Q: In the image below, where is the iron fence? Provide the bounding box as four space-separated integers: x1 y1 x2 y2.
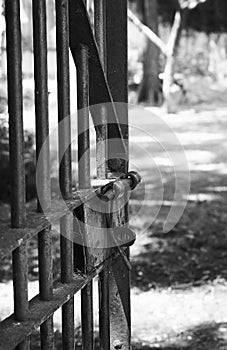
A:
0 0 141 349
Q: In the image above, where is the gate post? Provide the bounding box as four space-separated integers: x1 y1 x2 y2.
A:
106 1 131 349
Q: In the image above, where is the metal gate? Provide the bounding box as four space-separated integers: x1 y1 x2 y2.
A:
0 0 141 349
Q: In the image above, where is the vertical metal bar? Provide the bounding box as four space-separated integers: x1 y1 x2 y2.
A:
94 2 110 349
94 0 106 68
56 0 72 284
5 1 29 349
99 267 110 350
106 1 131 349
76 44 93 350
106 0 128 110
62 297 74 350
32 0 53 349
81 282 93 350
76 44 90 190
32 0 51 211
94 0 108 179
106 0 128 174
56 0 72 200
5 0 26 228
55 1 74 348
12 244 30 350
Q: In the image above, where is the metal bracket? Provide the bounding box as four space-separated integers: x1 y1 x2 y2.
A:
97 171 141 202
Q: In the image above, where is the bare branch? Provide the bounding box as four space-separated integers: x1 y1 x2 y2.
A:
166 11 182 55
179 0 207 10
128 9 167 56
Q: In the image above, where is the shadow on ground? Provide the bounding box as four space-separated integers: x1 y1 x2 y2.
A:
131 197 227 290
30 322 227 350
133 322 227 350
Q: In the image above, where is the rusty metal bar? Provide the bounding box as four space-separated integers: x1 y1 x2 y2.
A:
76 44 90 189
94 0 108 179
81 282 93 350
106 0 129 175
12 243 30 350
5 0 26 228
0 173 139 259
68 0 127 161
0 255 117 350
60 217 73 284
55 0 74 348
99 268 110 350
32 0 54 348
32 0 51 211
94 2 111 348
106 1 128 109
106 1 131 349
56 0 72 200
60 216 74 350
5 1 29 349
0 193 89 259
94 0 106 68
75 42 94 350
60 215 74 350
62 298 74 349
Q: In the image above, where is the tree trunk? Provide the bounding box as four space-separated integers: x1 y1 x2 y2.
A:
138 0 161 105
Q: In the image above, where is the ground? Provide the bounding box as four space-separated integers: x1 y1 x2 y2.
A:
0 78 227 349
128 87 227 349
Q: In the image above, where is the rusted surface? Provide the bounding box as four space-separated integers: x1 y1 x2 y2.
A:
109 199 131 350
62 297 74 349
94 0 108 180
5 0 26 228
76 43 91 190
32 0 51 212
94 0 106 68
5 2 29 349
60 215 74 349
92 5 111 330
32 0 53 347
81 281 94 350
75 31 94 350
0 256 117 350
0 178 137 259
68 0 127 164
106 0 129 175
0 172 138 259
56 0 74 347
105 1 131 349
0 197 80 259
38 228 53 301
99 267 110 350
1 1 133 349
74 201 110 271
56 0 72 200
40 318 54 350
109 250 131 349
12 243 29 321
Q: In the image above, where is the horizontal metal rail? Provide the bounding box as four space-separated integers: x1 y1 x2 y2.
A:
0 172 139 259
0 190 94 259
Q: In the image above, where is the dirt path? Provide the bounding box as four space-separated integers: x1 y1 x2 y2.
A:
129 106 227 349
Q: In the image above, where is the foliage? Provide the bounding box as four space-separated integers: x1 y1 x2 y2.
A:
0 118 36 203
130 0 227 33
187 0 227 33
